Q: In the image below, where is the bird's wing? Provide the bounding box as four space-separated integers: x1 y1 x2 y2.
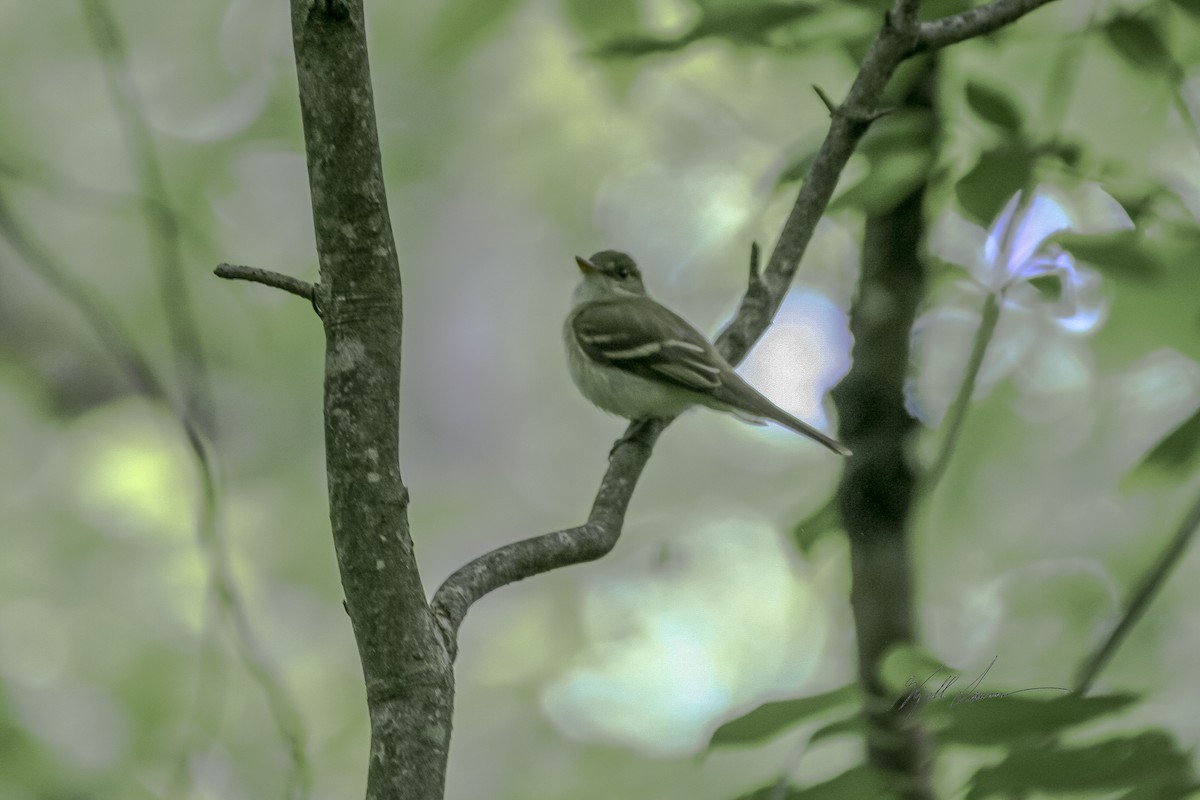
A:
571 297 729 393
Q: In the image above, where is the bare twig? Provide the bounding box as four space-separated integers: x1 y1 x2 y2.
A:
916 0 1061 52
1075 484 1200 694
216 263 320 305
813 85 839 116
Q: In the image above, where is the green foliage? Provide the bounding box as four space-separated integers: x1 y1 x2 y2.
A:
933 693 1138 746
954 142 1034 223
424 0 525 68
791 497 840 553
736 766 890 799
1055 231 1163 283
709 683 859 747
964 81 1023 135
831 110 936 215
1103 14 1177 77
591 0 823 57
1133 405 1200 474
965 732 1198 799
560 0 640 45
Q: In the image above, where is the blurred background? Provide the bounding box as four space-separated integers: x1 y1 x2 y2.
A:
3 0 1200 798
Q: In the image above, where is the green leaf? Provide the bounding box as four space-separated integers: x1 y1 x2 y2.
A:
1133 405 1200 474
966 732 1196 799
831 110 935 215
793 765 891 798
710 683 859 746
955 143 1034 224
964 81 1023 134
693 1 818 44
777 148 819 187
835 149 932 214
809 715 864 744
1168 0 1200 21
593 0 819 57
1055 231 1162 283
792 497 840 553
1104 15 1174 75
879 644 955 695
424 0 524 68
1027 274 1063 301
936 693 1137 746
592 32 694 58
560 0 639 42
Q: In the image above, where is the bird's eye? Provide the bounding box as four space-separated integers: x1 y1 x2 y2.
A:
615 266 630 279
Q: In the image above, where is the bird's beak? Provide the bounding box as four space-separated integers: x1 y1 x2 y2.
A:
574 255 596 275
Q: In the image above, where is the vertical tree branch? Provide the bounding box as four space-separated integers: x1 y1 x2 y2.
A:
289 1 452 798
831 60 936 800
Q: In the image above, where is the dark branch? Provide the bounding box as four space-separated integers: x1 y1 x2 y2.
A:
432 420 665 654
215 263 319 304
813 85 838 116
916 0 1061 52
1075 485 1200 694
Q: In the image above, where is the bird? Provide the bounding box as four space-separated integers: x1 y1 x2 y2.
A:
563 250 851 456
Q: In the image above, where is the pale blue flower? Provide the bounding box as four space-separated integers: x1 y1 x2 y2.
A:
908 184 1133 425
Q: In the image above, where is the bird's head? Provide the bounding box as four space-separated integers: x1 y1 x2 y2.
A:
573 250 647 304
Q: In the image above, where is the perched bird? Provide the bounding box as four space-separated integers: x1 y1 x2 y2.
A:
564 250 851 456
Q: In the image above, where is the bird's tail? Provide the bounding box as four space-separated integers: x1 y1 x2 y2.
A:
766 405 852 456
715 377 851 456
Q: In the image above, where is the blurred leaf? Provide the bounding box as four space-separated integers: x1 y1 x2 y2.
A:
695 1 818 43
832 110 935 215
424 0 524 68
955 143 1034 223
1027 273 1063 301
792 497 840 552
879 644 955 695
1168 0 1200 21
1055 231 1162 283
965 81 1023 133
710 683 859 746
592 32 692 57
793 766 890 798
809 715 864 744
833 149 932 214
777 148 819 187
594 1 818 57
935 693 1137 746
560 0 639 42
966 732 1196 799
1103 15 1175 76
1131 404 1200 475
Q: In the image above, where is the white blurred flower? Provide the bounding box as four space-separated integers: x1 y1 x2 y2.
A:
908 184 1133 425
540 520 826 757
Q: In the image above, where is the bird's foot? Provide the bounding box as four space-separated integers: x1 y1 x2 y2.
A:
609 418 657 460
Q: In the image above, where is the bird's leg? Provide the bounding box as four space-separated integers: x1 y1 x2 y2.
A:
609 418 657 459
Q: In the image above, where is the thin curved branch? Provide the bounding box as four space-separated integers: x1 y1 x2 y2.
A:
915 0 1061 53
430 0 1063 659
432 420 665 653
216 263 320 305
1075 482 1200 694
